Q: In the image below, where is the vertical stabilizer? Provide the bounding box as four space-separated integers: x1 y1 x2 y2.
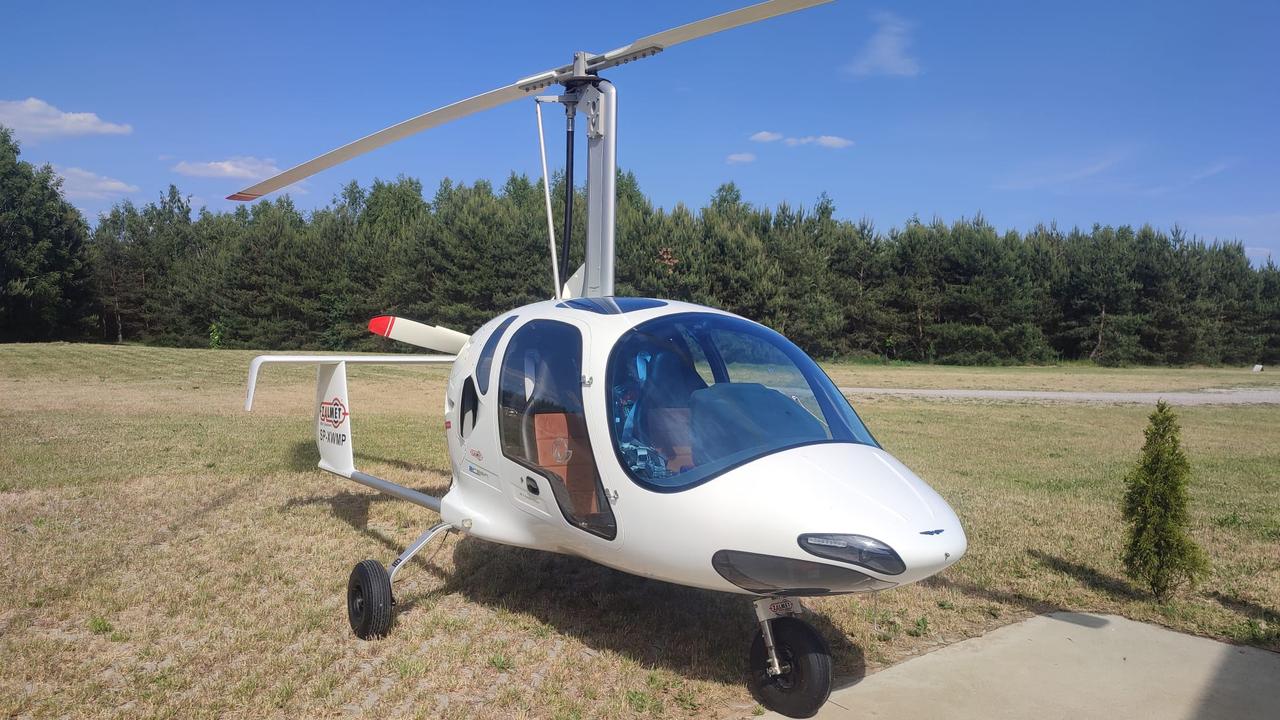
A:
316 362 355 476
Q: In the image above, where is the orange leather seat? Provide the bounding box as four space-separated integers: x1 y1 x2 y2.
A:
533 412 599 514
645 407 693 472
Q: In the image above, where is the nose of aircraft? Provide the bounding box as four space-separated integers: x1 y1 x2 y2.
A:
709 442 967 589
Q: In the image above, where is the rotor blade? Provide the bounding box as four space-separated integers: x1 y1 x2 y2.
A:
228 0 832 201
590 0 833 71
227 82 540 201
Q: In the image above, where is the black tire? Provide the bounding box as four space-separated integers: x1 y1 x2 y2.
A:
347 559 392 639
748 617 833 719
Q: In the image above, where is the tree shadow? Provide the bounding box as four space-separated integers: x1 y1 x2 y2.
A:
1207 591 1279 625
922 550 1143 623
1026 549 1145 602
922 574 1060 615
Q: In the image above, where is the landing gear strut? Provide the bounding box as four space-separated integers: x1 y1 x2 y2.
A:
748 597 832 719
346 521 451 639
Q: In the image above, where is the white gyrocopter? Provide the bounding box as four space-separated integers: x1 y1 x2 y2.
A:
238 1 966 716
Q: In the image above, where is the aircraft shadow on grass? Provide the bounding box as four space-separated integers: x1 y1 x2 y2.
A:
279 445 867 687
285 441 446 476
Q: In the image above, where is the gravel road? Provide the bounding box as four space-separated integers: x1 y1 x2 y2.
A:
839 387 1280 405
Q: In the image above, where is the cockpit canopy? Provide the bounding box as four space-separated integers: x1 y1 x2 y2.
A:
607 312 878 492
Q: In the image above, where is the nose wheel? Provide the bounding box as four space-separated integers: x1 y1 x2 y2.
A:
748 598 832 718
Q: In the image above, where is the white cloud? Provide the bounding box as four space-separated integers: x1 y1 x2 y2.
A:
848 12 921 77
0 98 132 140
784 135 854 148
1189 160 1231 183
54 166 139 200
750 131 782 142
1144 160 1232 196
172 156 282 180
996 152 1126 191
726 152 756 164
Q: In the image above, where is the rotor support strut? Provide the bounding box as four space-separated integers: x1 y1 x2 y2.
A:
560 101 576 291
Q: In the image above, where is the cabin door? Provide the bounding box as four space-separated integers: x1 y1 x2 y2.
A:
496 318 618 546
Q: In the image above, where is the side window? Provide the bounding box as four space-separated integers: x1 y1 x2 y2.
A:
498 320 616 540
476 315 517 395
458 377 478 439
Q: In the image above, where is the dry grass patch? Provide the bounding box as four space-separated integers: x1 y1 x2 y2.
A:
1 344 1277 719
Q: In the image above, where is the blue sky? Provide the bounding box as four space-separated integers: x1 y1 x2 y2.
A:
4 0 1277 263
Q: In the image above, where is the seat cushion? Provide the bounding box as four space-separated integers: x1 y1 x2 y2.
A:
533 412 598 514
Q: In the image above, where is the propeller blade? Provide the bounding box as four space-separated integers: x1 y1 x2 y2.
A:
227 0 832 201
368 316 469 354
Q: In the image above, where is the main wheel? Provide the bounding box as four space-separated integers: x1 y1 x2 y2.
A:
347 559 393 639
748 617 832 719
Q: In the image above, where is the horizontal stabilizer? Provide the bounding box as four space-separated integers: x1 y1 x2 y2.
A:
244 354 454 412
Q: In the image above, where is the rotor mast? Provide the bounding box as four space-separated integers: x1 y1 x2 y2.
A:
556 52 617 298
223 1 834 300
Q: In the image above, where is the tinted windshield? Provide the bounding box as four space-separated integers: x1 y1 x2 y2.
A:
607 313 877 491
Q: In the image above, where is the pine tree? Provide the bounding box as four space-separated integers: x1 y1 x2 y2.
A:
1121 401 1209 601
0 126 95 340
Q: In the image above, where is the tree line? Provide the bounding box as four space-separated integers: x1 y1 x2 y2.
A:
3 126 1278 365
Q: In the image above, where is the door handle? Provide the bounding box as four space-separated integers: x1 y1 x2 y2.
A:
525 477 540 496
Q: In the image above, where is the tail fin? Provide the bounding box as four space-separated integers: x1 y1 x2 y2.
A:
315 362 355 476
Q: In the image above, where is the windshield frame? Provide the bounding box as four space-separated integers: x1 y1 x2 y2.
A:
605 311 879 494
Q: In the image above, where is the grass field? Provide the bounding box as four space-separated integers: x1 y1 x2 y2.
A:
1 344 1277 719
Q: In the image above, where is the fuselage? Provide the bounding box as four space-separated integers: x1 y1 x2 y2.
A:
440 297 966 596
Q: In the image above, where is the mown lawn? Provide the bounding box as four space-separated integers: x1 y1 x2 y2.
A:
1 344 1276 719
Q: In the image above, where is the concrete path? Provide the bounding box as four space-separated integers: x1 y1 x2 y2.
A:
840 387 1280 405
769 612 1280 720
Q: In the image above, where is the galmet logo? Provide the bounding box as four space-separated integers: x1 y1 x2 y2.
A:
320 397 349 428
769 599 794 615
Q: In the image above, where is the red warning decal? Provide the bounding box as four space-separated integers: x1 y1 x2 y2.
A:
319 397 349 428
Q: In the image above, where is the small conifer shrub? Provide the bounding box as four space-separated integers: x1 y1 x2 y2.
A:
1121 401 1209 601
